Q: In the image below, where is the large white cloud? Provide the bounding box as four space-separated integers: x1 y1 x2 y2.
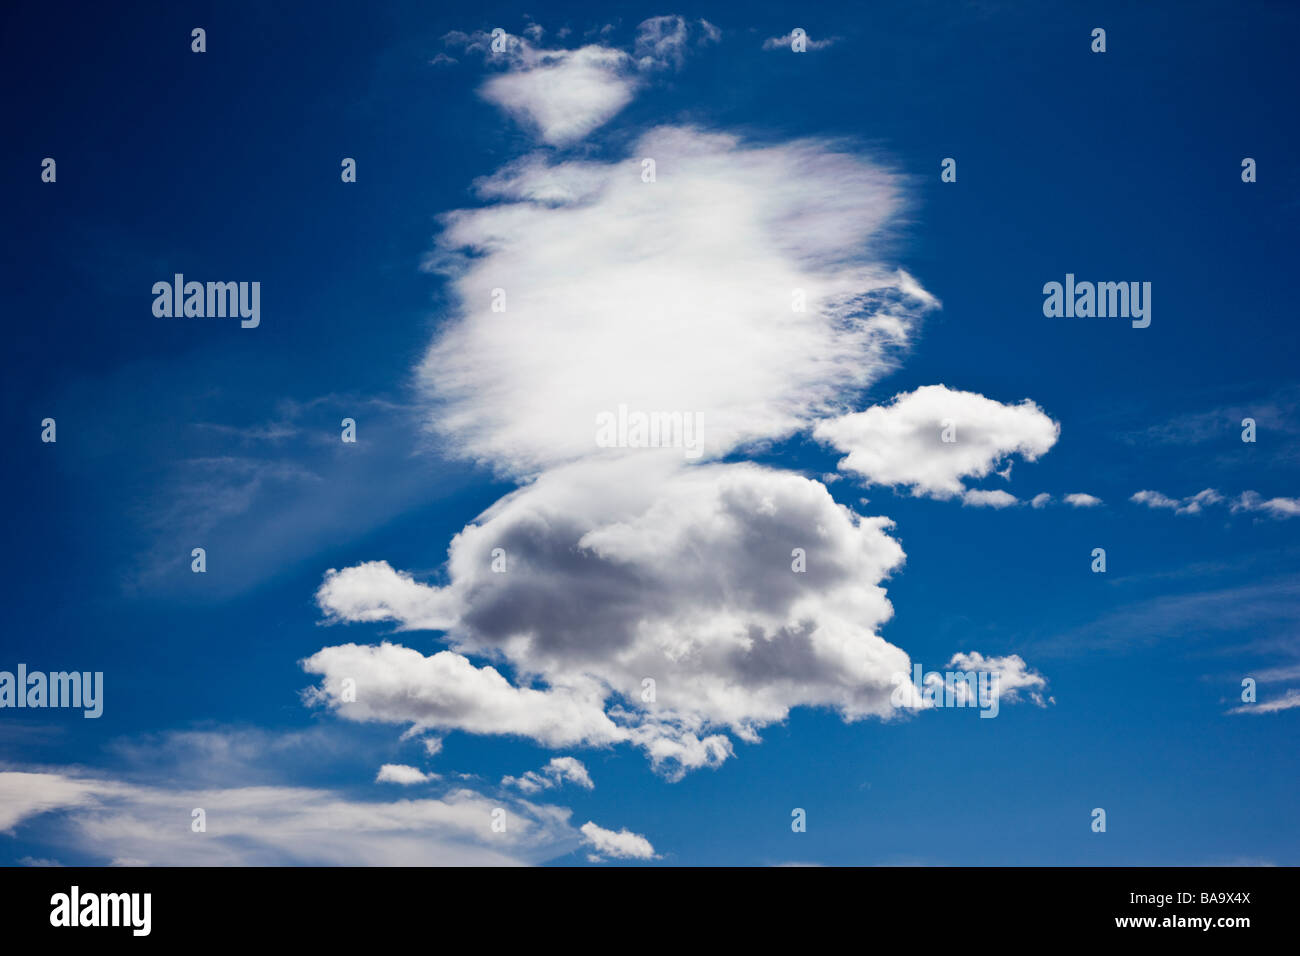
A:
305 57 1055 781
422 126 934 475
814 385 1060 498
311 458 919 777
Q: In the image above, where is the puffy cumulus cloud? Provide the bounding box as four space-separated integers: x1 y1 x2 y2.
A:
889 651 1051 710
1030 493 1052 509
423 126 933 475
946 652 1051 706
962 489 1018 509
375 764 436 785
1064 493 1103 507
312 559 456 627
1131 488 1223 515
814 385 1059 499
580 821 656 860
311 457 919 777
0 770 583 866
301 642 626 749
503 756 594 793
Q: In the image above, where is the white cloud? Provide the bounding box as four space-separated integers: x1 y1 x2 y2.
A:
1253 663 1300 683
762 31 840 51
580 821 656 860
1232 491 1300 519
1064 493 1103 508
423 126 932 475
0 772 123 833
1228 689 1300 715
1131 488 1223 515
946 652 1050 706
962 489 1018 508
1130 488 1298 519
0 770 582 866
1030 493 1052 509
447 18 719 145
481 45 637 145
1173 488 1222 514
311 459 918 777
814 385 1059 499
1130 489 1179 510
503 757 594 793
302 641 626 749
375 764 436 785
305 92 1058 783
634 15 719 70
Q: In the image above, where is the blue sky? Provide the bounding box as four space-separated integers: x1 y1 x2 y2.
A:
2 0 1298 865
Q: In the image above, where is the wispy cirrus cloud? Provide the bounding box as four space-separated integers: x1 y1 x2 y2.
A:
1130 487 1224 514
1232 491 1300 519
0 769 576 866
762 30 840 51
1130 487 1299 519
0 728 641 866
1227 689 1300 715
